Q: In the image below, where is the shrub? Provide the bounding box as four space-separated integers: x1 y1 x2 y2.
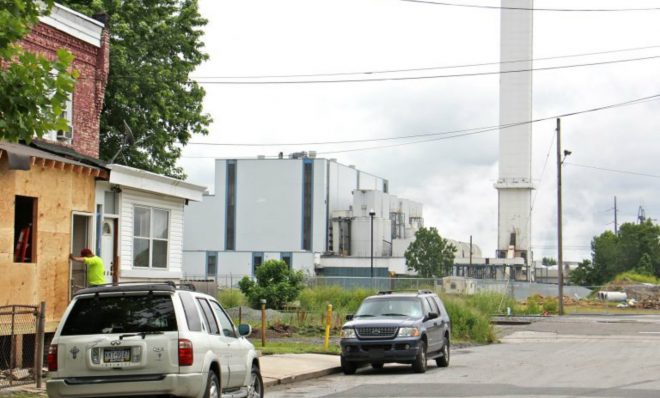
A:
543 298 558 314
442 296 495 343
612 272 659 285
525 295 542 315
218 289 246 308
298 286 374 313
238 260 304 309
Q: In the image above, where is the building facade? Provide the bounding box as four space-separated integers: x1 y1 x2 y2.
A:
183 155 423 280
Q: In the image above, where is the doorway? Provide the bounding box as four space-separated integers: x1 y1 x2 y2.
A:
70 213 92 296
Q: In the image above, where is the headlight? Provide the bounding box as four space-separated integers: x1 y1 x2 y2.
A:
340 328 356 339
398 327 420 337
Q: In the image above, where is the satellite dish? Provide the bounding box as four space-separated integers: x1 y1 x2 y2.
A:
109 120 135 164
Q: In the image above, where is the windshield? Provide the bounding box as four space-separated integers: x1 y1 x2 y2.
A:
61 294 177 335
355 298 422 318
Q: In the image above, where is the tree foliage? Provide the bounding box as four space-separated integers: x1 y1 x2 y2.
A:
572 221 660 286
404 227 456 278
541 257 557 266
61 0 210 177
238 260 304 310
0 0 77 142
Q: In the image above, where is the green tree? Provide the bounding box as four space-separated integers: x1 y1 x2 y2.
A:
61 0 210 177
238 260 304 310
1 0 77 142
587 220 660 285
404 227 456 278
569 259 597 286
542 257 557 266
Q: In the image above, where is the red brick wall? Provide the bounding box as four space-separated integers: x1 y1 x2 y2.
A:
19 22 109 159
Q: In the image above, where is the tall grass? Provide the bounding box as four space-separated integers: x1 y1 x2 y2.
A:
298 285 375 313
441 296 496 343
463 291 520 315
612 272 659 285
218 288 246 308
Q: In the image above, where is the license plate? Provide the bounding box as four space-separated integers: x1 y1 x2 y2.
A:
103 348 131 363
371 349 384 359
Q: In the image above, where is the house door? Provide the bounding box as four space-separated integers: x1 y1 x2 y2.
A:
101 218 116 282
70 213 92 296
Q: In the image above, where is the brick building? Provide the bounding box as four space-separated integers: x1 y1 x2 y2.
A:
0 3 110 332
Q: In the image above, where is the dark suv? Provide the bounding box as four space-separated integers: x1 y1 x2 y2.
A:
340 290 450 374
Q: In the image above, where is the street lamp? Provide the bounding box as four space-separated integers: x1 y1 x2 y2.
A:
369 209 376 279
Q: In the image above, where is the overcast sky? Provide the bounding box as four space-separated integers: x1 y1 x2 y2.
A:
177 0 660 262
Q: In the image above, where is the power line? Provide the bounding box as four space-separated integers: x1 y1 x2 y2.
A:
184 92 660 151
564 162 660 179
401 0 660 12
188 54 660 85
191 44 660 80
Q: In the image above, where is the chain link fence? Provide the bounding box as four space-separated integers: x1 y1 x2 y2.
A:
0 303 46 389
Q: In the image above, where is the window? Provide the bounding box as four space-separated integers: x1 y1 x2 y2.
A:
104 191 118 215
252 252 263 276
197 298 219 335
210 301 236 338
206 252 218 277
302 159 313 251
61 294 177 335
43 70 73 143
179 292 202 332
14 196 37 263
281 252 292 268
133 206 169 268
426 297 440 315
225 160 236 250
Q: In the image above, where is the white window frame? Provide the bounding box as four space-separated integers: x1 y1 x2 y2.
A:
132 205 170 269
43 69 74 143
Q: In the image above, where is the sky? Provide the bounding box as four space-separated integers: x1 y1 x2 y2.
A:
177 0 660 262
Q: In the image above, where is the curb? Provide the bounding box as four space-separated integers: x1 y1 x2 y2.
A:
263 366 342 388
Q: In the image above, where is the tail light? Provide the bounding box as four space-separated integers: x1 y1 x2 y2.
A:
178 339 193 366
47 345 58 371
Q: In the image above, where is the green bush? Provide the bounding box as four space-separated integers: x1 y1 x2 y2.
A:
543 298 558 314
218 289 246 308
525 294 542 315
442 296 495 343
238 260 304 309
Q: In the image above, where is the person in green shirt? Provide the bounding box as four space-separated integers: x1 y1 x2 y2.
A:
69 248 106 287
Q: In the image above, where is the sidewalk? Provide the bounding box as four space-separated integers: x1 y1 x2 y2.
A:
259 353 341 388
0 354 341 396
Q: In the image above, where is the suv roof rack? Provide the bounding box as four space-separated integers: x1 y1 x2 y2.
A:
375 289 435 296
73 281 197 297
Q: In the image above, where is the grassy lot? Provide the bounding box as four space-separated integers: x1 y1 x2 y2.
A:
250 340 341 355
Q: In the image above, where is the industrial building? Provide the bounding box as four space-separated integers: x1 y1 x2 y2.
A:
182 153 424 279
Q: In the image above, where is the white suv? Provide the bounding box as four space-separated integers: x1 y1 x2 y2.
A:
46 283 263 398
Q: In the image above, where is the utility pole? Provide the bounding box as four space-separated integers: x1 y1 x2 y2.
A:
614 196 618 235
469 235 473 277
556 118 564 316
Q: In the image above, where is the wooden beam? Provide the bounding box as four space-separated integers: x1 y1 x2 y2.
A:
0 149 4 160
40 158 46 168
31 157 36 166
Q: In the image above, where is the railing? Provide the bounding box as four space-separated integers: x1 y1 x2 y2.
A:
0 303 46 389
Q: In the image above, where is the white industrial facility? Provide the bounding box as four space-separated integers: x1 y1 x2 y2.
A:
495 0 534 266
182 153 424 279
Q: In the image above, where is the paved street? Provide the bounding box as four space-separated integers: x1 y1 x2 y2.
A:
267 315 660 397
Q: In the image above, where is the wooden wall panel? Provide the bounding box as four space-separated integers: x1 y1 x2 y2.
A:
0 157 97 332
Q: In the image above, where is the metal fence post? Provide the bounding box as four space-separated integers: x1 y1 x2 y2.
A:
10 306 16 386
34 302 46 388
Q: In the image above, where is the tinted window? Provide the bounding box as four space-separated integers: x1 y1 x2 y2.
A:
179 291 202 332
197 298 220 335
61 294 176 335
356 298 422 318
426 297 440 314
210 301 236 338
421 298 432 315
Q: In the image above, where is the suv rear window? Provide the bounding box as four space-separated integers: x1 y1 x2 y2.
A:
61 294 177 335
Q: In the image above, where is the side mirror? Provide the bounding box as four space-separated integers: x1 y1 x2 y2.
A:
346 314 354 321
238 324 252 337
426 312 439 321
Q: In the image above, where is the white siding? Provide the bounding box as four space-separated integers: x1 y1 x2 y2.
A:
119 189 185 279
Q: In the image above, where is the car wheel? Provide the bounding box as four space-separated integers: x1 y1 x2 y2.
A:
204 371 220 398
436 337 450 368
247 364 264 398
412 340 427 373
341 356 357 375
371 362 384 369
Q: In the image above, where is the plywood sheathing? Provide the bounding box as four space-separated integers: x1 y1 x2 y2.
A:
0 156 96 332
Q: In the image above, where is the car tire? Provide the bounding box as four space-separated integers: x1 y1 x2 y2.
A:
247 364 264 398
204 370 220 398
436 337 450 368
412 340 427 373
341 356 357 375
371 363 384 369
